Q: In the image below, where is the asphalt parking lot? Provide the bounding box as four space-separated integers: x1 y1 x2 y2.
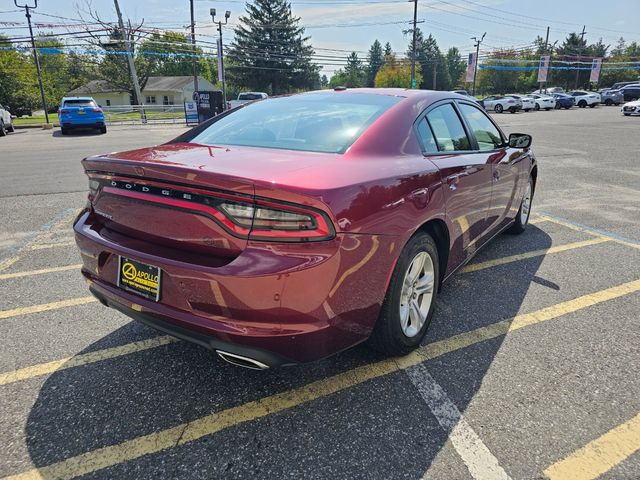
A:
1 108 639 479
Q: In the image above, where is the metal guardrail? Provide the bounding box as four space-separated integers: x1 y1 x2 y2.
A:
102 105 186 125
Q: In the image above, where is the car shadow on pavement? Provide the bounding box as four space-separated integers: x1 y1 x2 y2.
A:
51 129 104 138
23 227 552 479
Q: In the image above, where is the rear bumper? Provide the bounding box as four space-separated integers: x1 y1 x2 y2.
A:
62 120 105 128
74 210 396 365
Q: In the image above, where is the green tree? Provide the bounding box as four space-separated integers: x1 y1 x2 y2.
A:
0 35 40 110
228 0 320 94
555 32 589 89
408 30 450 90
139 31 212 81
366 40 383 87
320 74 329 88
343 51 365 87
445 47 466 88
374 54 421 88
384 42 393 57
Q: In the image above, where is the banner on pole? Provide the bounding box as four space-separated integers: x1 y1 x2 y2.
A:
216 37 224 83
590 58 603 83
537 55 550 82
466 52 477 83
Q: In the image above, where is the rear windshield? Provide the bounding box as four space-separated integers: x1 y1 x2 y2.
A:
63 99 96 108
238 93 264 101
192 93 401 154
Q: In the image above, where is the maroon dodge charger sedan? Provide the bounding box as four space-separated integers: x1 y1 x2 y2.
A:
74 89 536 369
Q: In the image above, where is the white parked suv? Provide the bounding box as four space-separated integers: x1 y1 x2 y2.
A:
569 91 601 108
0 103 15 136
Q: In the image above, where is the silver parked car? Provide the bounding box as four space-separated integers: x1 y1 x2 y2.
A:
598 89 624 106
480 95 522 113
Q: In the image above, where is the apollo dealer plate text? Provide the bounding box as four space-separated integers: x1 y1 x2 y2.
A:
118 257 162 301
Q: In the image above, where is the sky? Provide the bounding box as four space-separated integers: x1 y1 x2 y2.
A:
1 0 639 76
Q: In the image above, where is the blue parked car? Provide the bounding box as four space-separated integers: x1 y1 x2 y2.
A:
58 97 106 135
549 93 575 109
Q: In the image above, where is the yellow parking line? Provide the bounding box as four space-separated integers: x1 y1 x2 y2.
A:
0 297 96 320
5 279 639 480
544 412 640 480
0 264 82 281
27 240 76 251
528 217 548 225
0 336 178 386
460 237 609 273
538 214 640 251
0 209 81 272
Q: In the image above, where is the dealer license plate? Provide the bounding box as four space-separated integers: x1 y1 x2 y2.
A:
117 257 161 301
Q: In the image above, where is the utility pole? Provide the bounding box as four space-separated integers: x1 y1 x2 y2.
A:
190 0 199 95
113 0 144 120
574 25 586 89
539 26 550 93
471 32 486 96
14 0 49 125
410 0 418 89
432 63 437 89
211 9 230 111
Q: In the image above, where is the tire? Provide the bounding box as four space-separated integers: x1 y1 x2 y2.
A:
494 104 503 113
524 109 531 112
368 232 440 356
545 107 552 111
0 120 6 137
578 100 587 108
7 122 15 133
535 103 540 111
564 106 572 109
60 127 68 135
589 104 596 108
509 107 516 113
99 126 107 134
605 99 613 106
508 176 534 235
554 104 561 109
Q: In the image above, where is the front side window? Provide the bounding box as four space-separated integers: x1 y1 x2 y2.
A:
191 93 401 154
459 103 504 151
425 103 471 152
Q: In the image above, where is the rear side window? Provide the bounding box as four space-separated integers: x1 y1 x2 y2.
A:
416 118 438 154
238 93 263 101
458 103 504 151
63 99 97 108
425 104 471 152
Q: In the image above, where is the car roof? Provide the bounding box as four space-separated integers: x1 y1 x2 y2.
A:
61 96 95 101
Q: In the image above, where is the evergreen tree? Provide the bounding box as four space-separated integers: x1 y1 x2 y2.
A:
343 51 365 87
408 30 449 90
366 40 383 87
320 74 329 88
445 47 466 88
228 0 320 94
555 32 589 89
384 42 393 57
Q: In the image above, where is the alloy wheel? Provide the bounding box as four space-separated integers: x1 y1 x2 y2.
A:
399 251 435 338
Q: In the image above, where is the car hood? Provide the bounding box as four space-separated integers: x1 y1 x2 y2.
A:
623 99 640 107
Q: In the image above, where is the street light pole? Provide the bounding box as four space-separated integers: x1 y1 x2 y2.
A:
14 0 49 125
471 32 485 96
211 9 230 110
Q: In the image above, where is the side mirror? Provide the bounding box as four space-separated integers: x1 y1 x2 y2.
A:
508 133 532 149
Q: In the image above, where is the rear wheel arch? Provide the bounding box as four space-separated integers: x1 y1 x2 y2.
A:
416 219 450 288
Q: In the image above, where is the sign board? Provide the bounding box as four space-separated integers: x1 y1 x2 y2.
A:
590 58 603 83
537 55 551 83
466 52 477 83
184 101 198 125
217 37 224 83
195 90 224 123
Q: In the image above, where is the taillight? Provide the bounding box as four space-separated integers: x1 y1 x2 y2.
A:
59 109 69 114
93 108 103 113
218 200 334 241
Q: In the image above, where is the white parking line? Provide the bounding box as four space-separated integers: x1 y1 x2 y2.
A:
406 364 511 480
